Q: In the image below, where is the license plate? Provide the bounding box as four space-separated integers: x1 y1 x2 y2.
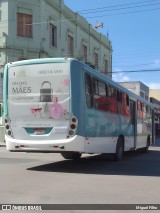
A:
34 128 46 135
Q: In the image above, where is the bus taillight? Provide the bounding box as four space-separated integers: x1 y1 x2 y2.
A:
72 118 76 122
67 115 78 138
6 124 9 130
70 124 76 129
5 117 13 137
7 130 12 136
69 130 74 136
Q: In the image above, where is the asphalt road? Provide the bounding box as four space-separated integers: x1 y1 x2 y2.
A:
0 146 160 212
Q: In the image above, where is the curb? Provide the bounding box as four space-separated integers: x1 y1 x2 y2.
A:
0 142 6 147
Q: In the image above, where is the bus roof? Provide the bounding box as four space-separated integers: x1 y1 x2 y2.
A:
6 57 71 68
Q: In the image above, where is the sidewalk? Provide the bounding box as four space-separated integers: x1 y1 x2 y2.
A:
0 141 6 147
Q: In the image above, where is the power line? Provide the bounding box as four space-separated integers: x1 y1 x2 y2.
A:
79 1 160 15
113 53 159 59
111 69 160 74
113 58 160 64
77 0 160 13
113 47 160 55
86 6 160 19
113 62 159 67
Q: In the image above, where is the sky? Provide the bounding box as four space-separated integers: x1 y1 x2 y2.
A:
64 0 160 89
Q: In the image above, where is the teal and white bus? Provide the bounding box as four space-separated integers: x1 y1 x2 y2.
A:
3 58 154 160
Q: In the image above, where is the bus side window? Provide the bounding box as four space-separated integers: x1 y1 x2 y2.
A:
108 86 118 114
146 106 151 118
108 86 116 99
93 79 108 111
137 100 143 119
142 104 145 112
121 94 130 116
126 95 129 106
117 91 122 114
146 106 149 113
117 91 122 102
137 100 142 111
143 104 146 119
85 73 93 108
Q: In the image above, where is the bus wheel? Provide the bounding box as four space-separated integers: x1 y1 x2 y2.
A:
61 151 82 160
114 137 124 161
141 136 150 153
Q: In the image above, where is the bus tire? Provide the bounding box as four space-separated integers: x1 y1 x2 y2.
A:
61 151 82 160
141 136 150 153
114 137 124 161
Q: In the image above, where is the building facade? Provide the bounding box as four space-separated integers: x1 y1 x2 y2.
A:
0 0 112 77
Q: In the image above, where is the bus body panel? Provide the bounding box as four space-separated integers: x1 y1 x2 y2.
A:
3 64 8 117
5 135 85 152
70 60 86 137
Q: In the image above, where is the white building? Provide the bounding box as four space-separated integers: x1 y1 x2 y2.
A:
0 0 112 77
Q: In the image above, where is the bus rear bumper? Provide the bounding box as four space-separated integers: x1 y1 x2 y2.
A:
5 135 85 153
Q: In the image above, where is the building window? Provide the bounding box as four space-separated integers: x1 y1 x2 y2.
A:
68 35 73 57
145 94 149 101
140 91 145 99
50 24 57 47
104 60 108 73
94 52 98 69
82 44 87 62
17 13 32 38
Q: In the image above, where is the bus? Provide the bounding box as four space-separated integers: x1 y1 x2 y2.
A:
3 58 154 160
